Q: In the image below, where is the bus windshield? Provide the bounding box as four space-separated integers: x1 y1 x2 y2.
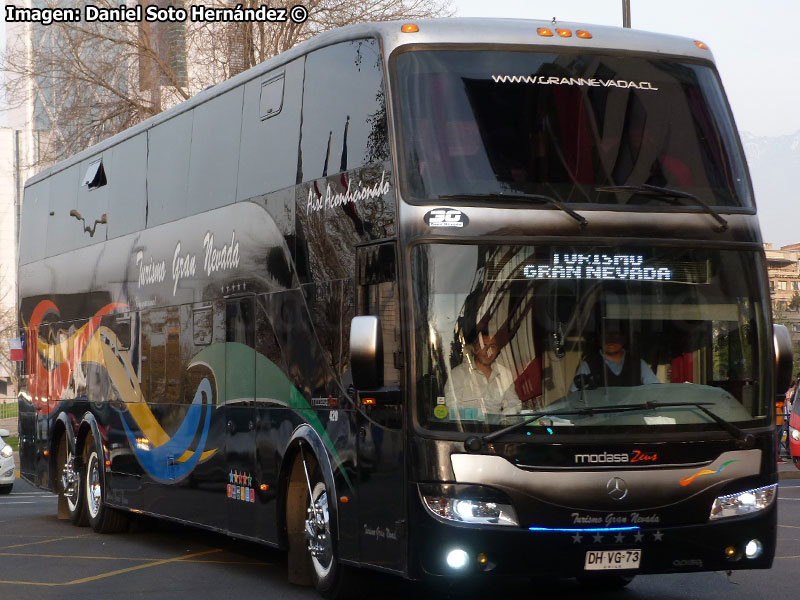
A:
412 244 771 434
394 49 751 208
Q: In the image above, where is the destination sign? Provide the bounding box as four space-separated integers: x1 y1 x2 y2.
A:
522 253 672 281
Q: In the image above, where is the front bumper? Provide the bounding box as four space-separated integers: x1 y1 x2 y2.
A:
410 500 776 579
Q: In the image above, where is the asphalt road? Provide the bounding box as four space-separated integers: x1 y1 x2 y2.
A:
0 479 796 600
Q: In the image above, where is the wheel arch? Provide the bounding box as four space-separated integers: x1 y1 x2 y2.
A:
48 413 75 491
279 424 340 545
75 412 106 485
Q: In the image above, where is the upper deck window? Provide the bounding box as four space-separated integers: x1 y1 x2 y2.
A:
259 73 284 120
83 158 107 189
393 49 751 209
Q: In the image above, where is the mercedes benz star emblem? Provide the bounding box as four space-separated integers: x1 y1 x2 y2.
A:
607 477 628 501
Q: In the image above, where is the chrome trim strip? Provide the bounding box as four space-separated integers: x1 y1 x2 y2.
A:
451 450 762 511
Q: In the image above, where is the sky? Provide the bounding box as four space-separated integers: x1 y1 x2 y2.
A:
452 0 800 137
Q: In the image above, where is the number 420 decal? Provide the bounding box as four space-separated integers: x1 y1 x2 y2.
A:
424 208 469 228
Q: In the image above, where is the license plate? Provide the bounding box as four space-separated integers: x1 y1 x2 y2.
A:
584 549 641 571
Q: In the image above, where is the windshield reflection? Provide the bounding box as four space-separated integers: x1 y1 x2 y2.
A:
412 244 769 433
394 50 750 208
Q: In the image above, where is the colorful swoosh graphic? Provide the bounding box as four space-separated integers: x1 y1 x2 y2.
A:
27 300 127 415
121 378 213 481
680 460 739 487
25 299 351 490
25 300 218 481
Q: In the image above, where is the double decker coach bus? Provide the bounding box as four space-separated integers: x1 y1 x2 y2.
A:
17 18 793 596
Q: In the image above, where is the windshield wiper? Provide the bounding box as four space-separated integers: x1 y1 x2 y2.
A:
637 401 755 448
594 184 728 232
438 193 588 228
464 400 754 452
465 405 641 451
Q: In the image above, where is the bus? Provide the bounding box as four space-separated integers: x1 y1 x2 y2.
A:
17 17 793 596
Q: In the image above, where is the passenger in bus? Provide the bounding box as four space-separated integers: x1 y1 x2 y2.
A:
444 328 522 416
571 330 661 391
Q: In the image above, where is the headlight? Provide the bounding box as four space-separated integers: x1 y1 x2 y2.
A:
419 483 519 526
0 445 12 459
790 426 800 442
710 484 777 521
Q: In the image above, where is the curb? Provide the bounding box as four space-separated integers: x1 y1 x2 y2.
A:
779 467 800 480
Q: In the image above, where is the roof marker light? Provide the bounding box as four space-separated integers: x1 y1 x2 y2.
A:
401 23 419 33
556 28 572 37
537 27 554 37
576 30 593 39
695 40 709 50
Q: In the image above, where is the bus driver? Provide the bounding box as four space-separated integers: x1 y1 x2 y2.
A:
445 328 522 417
571 330 661 391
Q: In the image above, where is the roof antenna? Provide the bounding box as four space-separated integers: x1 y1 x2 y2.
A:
552 17 557 25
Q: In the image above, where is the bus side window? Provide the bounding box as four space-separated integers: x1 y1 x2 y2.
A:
226 298 255 348
357 243 401 388
299 38 388 182
192 306 213 346
142 308 180 405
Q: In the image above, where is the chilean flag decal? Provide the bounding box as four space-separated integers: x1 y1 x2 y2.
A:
9 336 24 362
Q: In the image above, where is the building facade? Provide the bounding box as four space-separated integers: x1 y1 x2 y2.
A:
765 243 800 355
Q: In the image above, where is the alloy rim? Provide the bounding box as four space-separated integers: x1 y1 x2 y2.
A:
86 453 102 519
61 449 79 511
304 481 333 578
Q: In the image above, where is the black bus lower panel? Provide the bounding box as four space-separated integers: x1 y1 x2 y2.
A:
410 503 776 580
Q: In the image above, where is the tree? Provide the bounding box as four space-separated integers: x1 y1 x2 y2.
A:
790 292 800 311
0 287 20 397
2 0 451 169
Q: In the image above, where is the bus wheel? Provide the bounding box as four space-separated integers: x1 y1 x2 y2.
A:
84 439 128 534
56 435 87 526
304 468 361 599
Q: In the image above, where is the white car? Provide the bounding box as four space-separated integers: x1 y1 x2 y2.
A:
0 428 14 494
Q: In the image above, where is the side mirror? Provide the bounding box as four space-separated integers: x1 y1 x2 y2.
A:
0 428 9 438
350 316 384 390
774 324 793 395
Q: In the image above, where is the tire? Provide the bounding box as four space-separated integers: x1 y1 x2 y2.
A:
304 467 362 599
0 484 12 495
56 434 87 526
84 437 128 534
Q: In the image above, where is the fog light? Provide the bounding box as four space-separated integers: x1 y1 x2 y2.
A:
745 539 762 559
477 552 488 565
446 548 469 569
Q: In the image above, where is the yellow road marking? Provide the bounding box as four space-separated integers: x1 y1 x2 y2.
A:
3 534 92 550
0 553 157 562
0 548 222 587
0 552 277 566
